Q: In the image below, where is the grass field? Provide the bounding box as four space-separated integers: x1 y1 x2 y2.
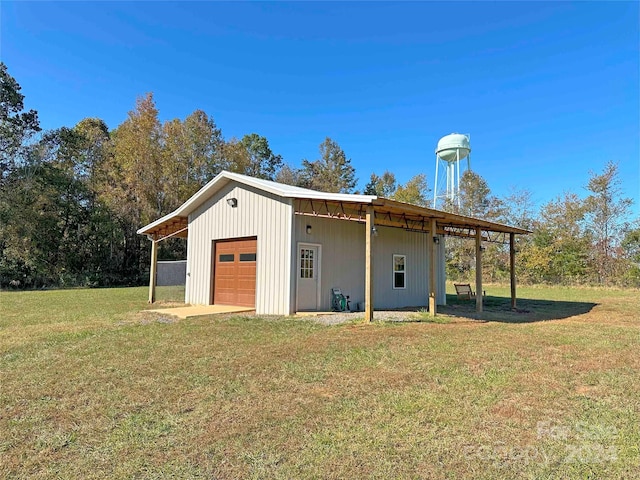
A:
1 285 639 479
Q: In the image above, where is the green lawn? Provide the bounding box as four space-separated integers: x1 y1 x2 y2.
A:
1 285 639 479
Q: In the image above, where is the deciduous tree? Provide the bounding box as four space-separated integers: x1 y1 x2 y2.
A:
275 164 303 187
163 110 224 208
530 193 591 284
0 62 41 175
364 171 397 197
393 173 430 206
104 93 163 223
502 187 535 231
445 170 505 281
0 131 97 287
299 137 356 193
221 133 282 180
621 223 640 286
584 161 633 284
100 93 164 281
457 170 504 220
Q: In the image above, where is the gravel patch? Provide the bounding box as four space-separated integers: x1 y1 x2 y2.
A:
300 310 424 326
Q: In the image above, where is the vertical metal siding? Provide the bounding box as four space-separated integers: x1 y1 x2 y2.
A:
293 216 366 310
185 182 292 315
293 217 432 310
287 200 297 315
371 226 430 309
184 232 192 303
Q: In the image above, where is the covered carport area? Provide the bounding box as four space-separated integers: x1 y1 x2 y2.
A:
292 197 530 321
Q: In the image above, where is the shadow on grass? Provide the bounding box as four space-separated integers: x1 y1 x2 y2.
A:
438 294 597 323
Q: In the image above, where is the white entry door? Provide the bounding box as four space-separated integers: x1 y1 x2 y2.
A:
297 244 321 311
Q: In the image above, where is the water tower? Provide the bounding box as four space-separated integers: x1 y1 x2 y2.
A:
432 133 471 209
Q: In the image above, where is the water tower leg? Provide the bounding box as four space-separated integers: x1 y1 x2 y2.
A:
451 163 455 200
449 162 454 201
457 160 461 208
433 156 439 208
446 162 450 201
456 149 461 208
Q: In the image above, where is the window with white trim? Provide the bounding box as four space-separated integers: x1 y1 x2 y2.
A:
393 255 406 289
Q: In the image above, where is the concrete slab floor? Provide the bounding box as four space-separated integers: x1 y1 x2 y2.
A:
147 305 254 319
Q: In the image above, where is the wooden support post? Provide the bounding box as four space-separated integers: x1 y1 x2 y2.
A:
148 238 158 304
475 228 483 313
365 206 374 322
510 232 516 310
429 218 437 316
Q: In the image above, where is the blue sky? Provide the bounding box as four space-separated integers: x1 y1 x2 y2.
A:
2 1 639 216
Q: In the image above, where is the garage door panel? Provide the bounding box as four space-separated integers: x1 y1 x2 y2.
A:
237 280 255 289
216 292 235 304
213 238 257 308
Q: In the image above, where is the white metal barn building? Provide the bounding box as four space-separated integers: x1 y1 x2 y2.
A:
138 171 528 320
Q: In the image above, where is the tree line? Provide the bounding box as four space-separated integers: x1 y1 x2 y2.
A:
434 167 639 287
1 63 638 289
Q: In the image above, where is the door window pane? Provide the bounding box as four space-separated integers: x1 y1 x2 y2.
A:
300 248 315 279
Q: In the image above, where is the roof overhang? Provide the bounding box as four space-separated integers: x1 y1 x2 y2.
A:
373 198 530 236
294 197 529 242
138 214 188 240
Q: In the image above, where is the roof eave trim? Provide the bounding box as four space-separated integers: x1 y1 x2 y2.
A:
136 213 188 235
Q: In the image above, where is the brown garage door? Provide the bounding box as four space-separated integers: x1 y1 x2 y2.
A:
213 238 257 307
